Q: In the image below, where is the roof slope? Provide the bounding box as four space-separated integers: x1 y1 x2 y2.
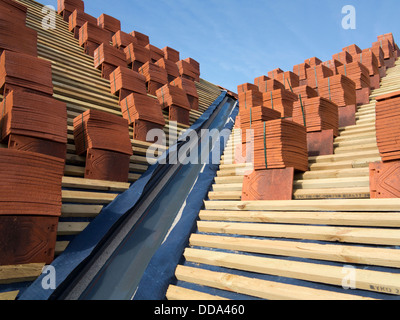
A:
167 60 400 301
0 0 223 299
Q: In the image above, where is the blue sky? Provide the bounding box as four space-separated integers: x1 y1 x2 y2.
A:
44 0 399 92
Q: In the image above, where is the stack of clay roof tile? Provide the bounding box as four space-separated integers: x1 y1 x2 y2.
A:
306 64 334 90
373 38 394 60
138 61 169 96
94 43 127 79
322 59 343 75
130 31 150 47
124 42 151 72
84 148 132 183
378 33 397 49
171 76 199 110
0 0 37 56
292 96 339 137
332 51 353 64
73 109 133 182
157 58 180 83
79 21 112 56
254 75 285 92
237 83 259 132
97 13 120 38
0 90 67 159
57 0 84 21
257 78 285 93
0 148 64 265
2 0 28 22
237 82 259 94
156 84 191 125
275 71 300 91
177 59 200 82
146 44 164 63
378 33 400 57
292 85 319 99
318 74 356 108
119 92 165 143
68 9 97 40
252 119 308 172
292 63 310 84
342 44 362 60
375 91 400 162
238 89 263 110
0 149 64 216
109 66 147 101
240 106 281 129
305 57 322 67
254 75 269 88
267 68 283 80
112 30 137 50
262 88 298 118
0 50 53 97
162 47 180 63
73 109 133 155
0 0 67 265
337 61 370 90
0 0 68 267
184 58 200 80
353 50 379 77
0 10 68 166
239 106 281 144
372 38 396 68
370 46 386 70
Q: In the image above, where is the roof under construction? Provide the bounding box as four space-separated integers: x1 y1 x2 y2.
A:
0 0 400 303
